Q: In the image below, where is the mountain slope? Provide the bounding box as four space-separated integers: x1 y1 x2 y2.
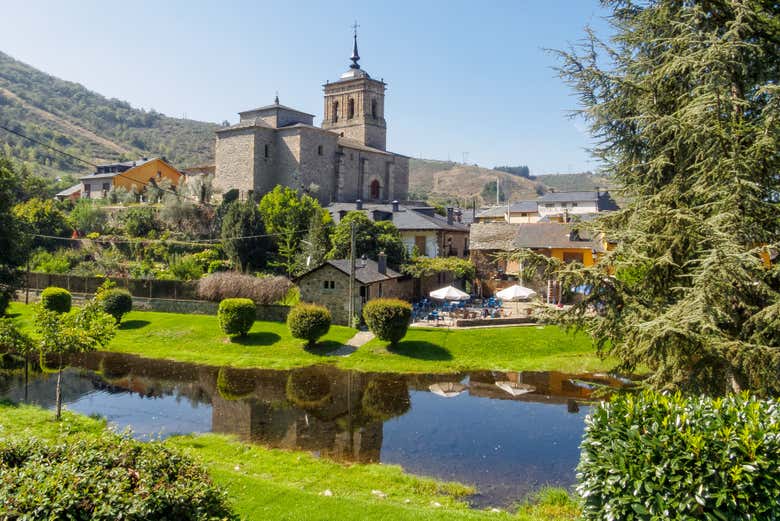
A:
0 51 217 177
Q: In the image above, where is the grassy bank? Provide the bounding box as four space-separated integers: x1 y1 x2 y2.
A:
7 302 610 373
0 402 580 520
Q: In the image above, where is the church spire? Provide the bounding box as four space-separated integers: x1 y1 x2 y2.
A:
350 21 360 69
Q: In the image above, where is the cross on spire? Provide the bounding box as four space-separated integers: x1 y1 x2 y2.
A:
350 20 361 69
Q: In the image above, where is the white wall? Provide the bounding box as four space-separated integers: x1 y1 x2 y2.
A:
401 231 438 257
537 200 598 217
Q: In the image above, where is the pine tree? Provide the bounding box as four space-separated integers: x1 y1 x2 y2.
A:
553 0 780 395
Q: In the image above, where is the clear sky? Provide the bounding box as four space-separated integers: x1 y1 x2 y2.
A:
1 1 611 174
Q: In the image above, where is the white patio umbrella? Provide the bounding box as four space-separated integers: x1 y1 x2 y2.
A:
495 284 537 301
429 285 470 301
429 382 468 398
495 381 536 396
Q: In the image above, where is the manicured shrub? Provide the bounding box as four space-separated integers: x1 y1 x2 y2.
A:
287 303 331 348
0 432 236 520
98 288 133 324
218 298 256 338
577 391 780 520
40 287 71 314
362 298 412 347
198 272 293 304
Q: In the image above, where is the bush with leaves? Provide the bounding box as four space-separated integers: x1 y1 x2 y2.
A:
119 206 159 237
287 303 331 348
40 287 72 314
0 156 29 315
577 391 780 520
218 298 256 338
362 299 412 347
0 432 236 520
96 286 133 324
69 199 107 235
197 272 293 304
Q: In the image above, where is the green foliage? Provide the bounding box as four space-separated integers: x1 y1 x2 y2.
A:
287 303 331 348
30 249 70 274
362 299 412 347
165 254 204 281
119 206 160 237
40 287 71 313
295 211 333 276
96 286 133 324
0 157 28 315
0 432 236 520
216 367 256 401
220 201 271 272
0 317 34 354
69 199 107 235
12 197 70 247
494 165 532 179
259 185 331 276
553 1 780 394
578 391 780 521
401 257 475 281
328 211 406 268
480 180 506 203
217 298 256 338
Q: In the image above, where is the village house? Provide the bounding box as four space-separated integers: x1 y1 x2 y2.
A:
327 200 470 259
473 190 618 224
296 254 412 325
57 157 184 200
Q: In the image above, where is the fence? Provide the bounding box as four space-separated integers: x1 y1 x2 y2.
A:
25 272 199 300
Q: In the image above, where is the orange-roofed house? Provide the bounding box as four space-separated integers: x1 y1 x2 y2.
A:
78 157 183 199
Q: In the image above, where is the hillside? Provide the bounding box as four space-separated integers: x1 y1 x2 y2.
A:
408 159 616 204
0 51 217 177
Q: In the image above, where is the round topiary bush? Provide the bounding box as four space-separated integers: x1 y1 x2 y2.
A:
577 391 780 520
218 298 256 338
98 288 133 324
362 299 412 347
40 287 72 314
287 303 331 348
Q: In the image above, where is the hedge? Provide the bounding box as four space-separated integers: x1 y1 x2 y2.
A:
577 391 780 520
362 299 412 347
217 298 256 338
98 288 133 324
0 432 236 519
287 303 331 348
40 287 72 314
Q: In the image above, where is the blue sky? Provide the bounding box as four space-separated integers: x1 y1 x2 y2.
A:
1 1 611 174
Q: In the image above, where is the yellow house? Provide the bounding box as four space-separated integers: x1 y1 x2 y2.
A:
79 158 183 199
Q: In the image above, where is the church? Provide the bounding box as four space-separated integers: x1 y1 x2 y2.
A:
213 32 409 204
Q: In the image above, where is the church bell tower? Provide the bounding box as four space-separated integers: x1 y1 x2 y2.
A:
322 25 387 150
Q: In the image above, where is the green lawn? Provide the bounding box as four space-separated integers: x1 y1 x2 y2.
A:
0 403 580 520
7 302 611 374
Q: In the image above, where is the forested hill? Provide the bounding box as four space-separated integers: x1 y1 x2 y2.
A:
0 51 217 178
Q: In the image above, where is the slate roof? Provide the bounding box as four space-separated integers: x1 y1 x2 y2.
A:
507 201 538 213
55 183 82 197
299 258 403 284
469 222 605 252
327 203 469 232
475 206 506 219
239 103 315 117
337 137 394 156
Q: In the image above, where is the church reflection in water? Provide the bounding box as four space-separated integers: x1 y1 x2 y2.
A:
0 351 630 465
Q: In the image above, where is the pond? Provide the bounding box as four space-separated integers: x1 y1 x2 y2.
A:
0 352 626 508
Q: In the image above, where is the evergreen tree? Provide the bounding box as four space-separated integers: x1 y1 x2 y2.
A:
553 0 780 395
295 212 333 275
0 156 30 314
220 201 271 272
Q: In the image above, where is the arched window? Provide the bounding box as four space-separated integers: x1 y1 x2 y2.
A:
332 101 339 122
371 99 378 119
370 179 380 200
347 98 355 119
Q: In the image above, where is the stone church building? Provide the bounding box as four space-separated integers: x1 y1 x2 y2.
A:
213 33 409 204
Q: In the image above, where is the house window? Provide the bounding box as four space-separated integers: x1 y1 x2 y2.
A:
572 202 578 207
545 203 553 208
322 280 335 290
359 285 368 303
156 171 162 179
84 184 91 197
332 101 339 122
414 236 427 256
264 144 269 158
318 145 323 156
371 99 378 119
347 98 355 119
370 179 380 199
378 283 383 297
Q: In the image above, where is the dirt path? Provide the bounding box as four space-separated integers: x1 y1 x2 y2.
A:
0 85 135 156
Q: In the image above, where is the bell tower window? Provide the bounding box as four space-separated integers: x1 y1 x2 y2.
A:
332 101 339 122
347 98 355 119
371 99 377 119
370 179 380 200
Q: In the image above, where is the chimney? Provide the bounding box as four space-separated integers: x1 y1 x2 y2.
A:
392 199 399 212
455 209 462 223
356 199 363 210
377 251 387 274
595 185 601 197
446 207 454 225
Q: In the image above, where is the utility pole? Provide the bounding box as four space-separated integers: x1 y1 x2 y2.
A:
496 177 500 206
348 221 356 327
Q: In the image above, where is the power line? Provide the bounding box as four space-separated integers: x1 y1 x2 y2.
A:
0 123 212 207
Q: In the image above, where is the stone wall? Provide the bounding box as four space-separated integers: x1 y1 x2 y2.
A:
214 128 255 197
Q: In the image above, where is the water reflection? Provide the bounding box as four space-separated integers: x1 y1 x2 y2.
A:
0 352 628 507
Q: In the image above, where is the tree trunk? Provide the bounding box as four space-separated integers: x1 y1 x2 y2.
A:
55 355 63 421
